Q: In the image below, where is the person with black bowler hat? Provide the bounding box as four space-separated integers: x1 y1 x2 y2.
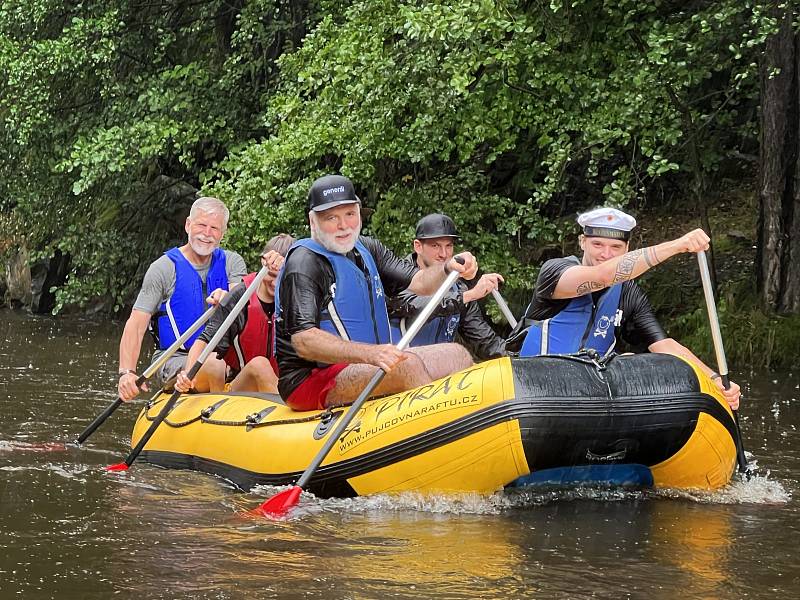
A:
387 213 507 359
274 174 480 411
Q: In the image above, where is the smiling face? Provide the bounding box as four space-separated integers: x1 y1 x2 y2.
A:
260 260 281 300
309 203 361 254
413 237 455 268
579 235 629 266
185 210 225 259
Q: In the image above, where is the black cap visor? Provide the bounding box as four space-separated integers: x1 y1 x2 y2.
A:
582 226 631 241
310 199 360 213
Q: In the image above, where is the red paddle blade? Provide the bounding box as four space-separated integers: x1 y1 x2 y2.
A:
106 462 130 472
250 486 302 517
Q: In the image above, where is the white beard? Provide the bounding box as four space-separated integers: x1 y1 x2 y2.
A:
189 234 218 257
311 219 361 255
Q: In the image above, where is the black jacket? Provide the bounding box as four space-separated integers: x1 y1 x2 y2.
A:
386 253 507 360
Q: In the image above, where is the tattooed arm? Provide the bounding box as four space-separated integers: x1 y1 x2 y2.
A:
552 228 710 299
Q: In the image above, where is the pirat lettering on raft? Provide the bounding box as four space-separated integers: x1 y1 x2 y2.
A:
373 367 483 420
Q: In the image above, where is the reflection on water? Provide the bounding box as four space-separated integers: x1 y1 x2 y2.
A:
1 309 798 599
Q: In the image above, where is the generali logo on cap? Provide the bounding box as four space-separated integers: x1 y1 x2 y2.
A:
323 186 346 197
308 175 360 211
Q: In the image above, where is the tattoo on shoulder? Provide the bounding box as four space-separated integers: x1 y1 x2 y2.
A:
612 249 644 283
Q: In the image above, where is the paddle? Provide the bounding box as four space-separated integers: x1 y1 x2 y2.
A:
107 266 270 472
252 258 466 517
75 305 219 446
491 289 518 328
697 250 749 474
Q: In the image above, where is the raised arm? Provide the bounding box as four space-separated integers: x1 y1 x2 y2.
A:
408 252 477 295
553 229 710 299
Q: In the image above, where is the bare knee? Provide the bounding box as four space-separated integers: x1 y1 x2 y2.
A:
395 352 435 386
198 357 227 391
410 343 473 380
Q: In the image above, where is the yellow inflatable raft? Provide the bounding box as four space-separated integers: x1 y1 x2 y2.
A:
131 353 739 496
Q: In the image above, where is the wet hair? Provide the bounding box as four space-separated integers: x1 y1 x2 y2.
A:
190 197 230 228
262 233 295 257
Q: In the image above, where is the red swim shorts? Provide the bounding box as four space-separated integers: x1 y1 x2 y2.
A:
285 363 349 411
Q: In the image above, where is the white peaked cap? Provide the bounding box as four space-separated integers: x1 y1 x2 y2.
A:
577 207 637 241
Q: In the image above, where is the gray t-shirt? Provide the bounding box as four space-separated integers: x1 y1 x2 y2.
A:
133 249 248 314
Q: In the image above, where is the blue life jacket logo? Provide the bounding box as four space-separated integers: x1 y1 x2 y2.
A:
373 275 383 297
445 315 459 339
593 315 612 338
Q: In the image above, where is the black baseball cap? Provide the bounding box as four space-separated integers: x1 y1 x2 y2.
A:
415 213 459 240
308 175 361 212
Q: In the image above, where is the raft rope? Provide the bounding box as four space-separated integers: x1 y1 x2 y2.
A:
145 351 617 429
141 398 342 429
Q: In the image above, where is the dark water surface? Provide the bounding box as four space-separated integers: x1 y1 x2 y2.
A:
1 309 796 599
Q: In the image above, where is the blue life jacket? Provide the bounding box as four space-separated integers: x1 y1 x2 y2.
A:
275 238 391 344
155 247 229 351
519 282 623 357
389 283 461 346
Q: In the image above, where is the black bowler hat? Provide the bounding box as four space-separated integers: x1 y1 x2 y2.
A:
415 213 459 240
308 175 361 212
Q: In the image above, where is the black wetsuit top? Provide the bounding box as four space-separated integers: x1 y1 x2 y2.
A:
522 256 667 351
387 253 506 360
276 236 418 399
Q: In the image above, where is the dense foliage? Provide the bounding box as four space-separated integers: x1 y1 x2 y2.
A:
0 0 781 315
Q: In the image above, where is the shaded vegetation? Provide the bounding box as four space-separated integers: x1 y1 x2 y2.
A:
1 1 797 366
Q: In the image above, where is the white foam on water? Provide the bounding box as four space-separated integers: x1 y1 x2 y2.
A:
669 472 791 505
248 468 790 517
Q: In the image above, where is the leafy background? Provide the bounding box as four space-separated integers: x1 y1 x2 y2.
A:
2 0 796 365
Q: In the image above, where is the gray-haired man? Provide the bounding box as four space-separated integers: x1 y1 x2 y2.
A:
117 196 247 401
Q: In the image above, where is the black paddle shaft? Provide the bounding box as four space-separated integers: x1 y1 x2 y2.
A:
121 363 202 467
296 369 385 489
113 266 269 470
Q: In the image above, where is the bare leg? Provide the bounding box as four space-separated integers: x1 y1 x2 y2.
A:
229 356 278 393
192 355 227 393
325 343 473 407
409 343 473 380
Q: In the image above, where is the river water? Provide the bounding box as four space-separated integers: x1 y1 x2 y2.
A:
0 309 797 599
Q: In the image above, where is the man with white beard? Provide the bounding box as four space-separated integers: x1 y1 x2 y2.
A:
117 196 247 401
275 175 478 411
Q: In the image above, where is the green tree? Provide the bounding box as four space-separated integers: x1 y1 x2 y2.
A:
0 0 779 318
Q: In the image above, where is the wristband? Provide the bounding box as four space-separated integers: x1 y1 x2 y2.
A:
118 369 137 379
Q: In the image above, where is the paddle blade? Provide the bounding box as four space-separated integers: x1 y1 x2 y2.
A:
250 486 302 517
106 462 130 472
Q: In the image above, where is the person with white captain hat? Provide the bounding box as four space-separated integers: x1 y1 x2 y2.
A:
513 206 741 409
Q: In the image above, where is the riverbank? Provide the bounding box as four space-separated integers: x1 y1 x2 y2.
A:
3 177 798 369
636 180 800 370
